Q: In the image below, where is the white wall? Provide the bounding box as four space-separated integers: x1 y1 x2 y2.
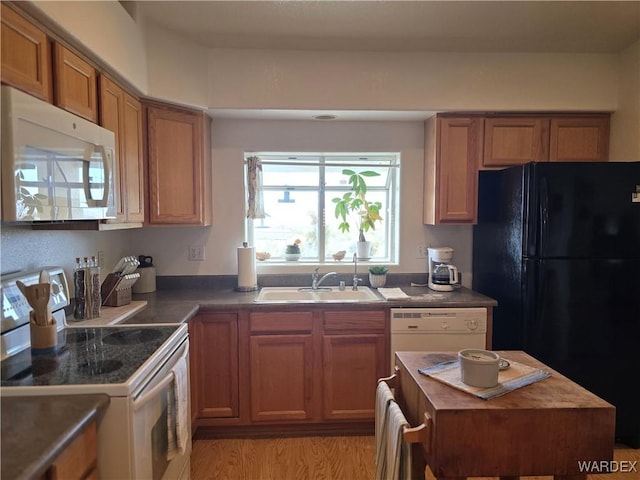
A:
0 226 131 287
610 40 640 160
124 119 474 283
207 49 619 111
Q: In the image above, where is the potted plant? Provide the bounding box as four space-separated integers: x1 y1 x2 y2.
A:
332 169 383 259
284 239 302 261
368 265 388 288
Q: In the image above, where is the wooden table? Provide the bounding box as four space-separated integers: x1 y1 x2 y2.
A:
394 351 615 480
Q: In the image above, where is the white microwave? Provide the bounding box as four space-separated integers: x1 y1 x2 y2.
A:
1 86 116 222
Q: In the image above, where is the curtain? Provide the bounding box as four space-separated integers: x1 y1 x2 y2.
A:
246 156 265 219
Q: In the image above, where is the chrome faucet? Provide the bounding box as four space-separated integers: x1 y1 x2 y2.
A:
352 254 362 291
311 267 337 290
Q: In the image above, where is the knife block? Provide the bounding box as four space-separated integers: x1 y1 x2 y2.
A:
29 312 58 353
103 286 132 307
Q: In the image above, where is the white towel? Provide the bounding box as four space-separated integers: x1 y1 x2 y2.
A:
375 381 395 480
377 288 410 300
167 354 189 460
386 401 412 480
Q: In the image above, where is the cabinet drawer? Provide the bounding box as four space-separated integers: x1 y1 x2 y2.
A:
323 311 386 333
249 312 313 334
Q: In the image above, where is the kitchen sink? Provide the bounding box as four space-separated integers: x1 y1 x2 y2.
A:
254 286 382 303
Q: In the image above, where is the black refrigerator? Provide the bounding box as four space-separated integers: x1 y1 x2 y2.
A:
473 162 640 448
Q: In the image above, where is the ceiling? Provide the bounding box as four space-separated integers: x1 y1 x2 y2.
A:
132 1 640 121
134 1 640 54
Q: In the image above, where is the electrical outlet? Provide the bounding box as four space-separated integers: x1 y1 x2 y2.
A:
188 245 205 261
417 245 430 258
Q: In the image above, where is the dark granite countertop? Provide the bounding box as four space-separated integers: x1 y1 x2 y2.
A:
1 394 109 480
122 284 497 325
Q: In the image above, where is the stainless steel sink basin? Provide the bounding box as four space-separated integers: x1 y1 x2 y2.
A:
255 286 382 303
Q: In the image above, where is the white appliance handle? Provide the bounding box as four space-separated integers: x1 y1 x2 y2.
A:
132 344 188 412
83 144 111 207
448 265 458 284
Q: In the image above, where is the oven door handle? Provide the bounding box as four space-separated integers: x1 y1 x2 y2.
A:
132 345 188 412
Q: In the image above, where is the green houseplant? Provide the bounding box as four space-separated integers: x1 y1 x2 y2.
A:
368 265 388 288
284 238 302 261
332 169 383 258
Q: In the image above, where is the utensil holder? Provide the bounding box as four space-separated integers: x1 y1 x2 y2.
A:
29 312 58 353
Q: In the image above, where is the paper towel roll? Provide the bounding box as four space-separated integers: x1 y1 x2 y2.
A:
237 244 258 291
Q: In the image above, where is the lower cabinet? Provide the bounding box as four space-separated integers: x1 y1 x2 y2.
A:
322 310 387 421
45 421 98 480
190 307 389 432
189 312 239 424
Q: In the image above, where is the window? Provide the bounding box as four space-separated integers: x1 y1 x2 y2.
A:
245 152 400 264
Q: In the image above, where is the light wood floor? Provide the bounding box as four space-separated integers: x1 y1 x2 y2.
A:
191 436 638 480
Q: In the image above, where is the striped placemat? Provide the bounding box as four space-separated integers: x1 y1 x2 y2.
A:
418 358 551 400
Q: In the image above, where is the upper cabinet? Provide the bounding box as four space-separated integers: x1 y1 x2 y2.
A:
99 74 144 225
483 117 550 167
481 114 610 169
53 43 98 122
145 102 212 226
0 3 52 102
424 115 483 225
549 116 610 162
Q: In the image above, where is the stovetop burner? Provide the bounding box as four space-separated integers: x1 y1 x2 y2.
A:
0 325 183 388
102 328 162 345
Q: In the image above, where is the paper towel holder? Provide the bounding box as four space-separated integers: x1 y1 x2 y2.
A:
236 241 259 292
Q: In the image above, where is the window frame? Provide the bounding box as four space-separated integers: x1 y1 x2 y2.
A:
245 152 400 265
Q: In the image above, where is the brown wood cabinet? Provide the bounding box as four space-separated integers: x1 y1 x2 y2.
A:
550 116 610 162
249 311 315 422
190 306 389 434
482 114 610 168
424 115 483 225
189 313 239 423
99 74 144 224
321 310 387 420
483 117 549 167
145 102 212 225
0 3 52 102
53 43 98 122
46 421 98 480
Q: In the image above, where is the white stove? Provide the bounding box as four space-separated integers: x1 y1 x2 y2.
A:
0 268 191 480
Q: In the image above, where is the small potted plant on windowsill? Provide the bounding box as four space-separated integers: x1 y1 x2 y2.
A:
368 265 388 288
284 239 302 261
332 169 382 259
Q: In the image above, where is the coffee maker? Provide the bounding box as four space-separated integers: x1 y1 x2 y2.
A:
427 247 460 291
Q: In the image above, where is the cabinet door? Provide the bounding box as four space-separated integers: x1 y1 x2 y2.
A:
250 334 314 422
53 43 97 122
424 116 482 224
99 75 127 223
322 334 386 420
0 4 52 102
322 309 387 421
122 92 145 223
99 76 144 225
190 313 239 420
549 117 610 162
47 421 97 480
483 117 549 167
146 104 211 225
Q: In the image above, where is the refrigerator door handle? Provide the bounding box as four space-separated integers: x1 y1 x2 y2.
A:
539 177 549 257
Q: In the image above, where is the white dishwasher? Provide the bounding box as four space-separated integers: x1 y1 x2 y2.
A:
390 307 487 372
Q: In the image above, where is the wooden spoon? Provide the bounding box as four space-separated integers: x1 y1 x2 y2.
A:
16 280 51 326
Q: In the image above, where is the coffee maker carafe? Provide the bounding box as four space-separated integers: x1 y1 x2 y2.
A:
427 247 460 291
